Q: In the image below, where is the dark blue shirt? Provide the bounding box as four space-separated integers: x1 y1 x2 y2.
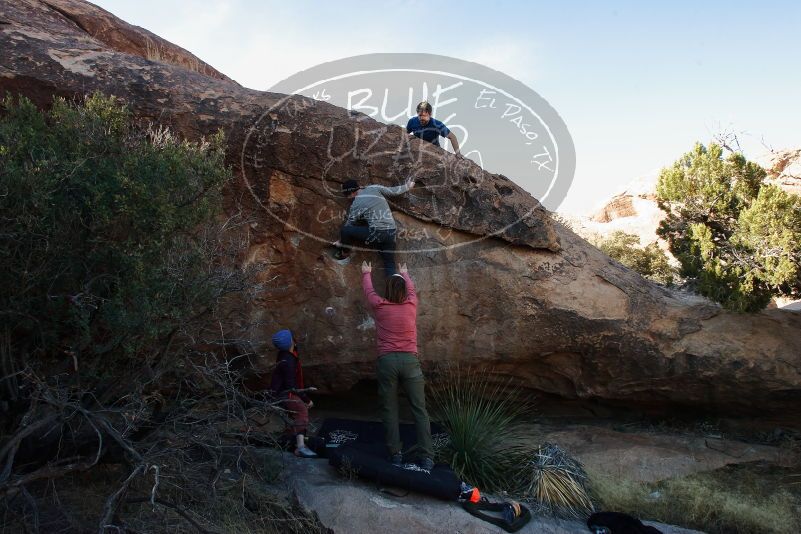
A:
406 116 451 146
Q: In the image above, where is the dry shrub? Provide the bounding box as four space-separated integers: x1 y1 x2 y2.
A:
517 443 594 519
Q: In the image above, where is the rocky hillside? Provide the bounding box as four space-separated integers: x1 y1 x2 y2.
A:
563 150 801 310
560 172 666 249
2 0 801 423
570 150 801 246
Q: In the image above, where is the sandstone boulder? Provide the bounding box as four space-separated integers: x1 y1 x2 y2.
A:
2 0 800 424
763 148 801 196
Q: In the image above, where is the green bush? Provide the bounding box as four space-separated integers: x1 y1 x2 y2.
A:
656 142 801 311
594 231 676 285
0 93 230 375
428 368 531 493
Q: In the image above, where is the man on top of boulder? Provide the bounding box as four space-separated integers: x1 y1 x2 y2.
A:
406 100 462 158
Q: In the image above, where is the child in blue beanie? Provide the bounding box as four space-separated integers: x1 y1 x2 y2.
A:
269 329 317 458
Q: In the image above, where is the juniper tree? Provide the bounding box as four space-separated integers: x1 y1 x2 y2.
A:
656 142 801 311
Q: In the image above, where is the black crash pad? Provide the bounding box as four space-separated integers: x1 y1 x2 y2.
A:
314 417 447 458
328 442 461 501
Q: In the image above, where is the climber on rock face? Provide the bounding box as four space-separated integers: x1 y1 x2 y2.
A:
332 178 415 275
406 100 462 158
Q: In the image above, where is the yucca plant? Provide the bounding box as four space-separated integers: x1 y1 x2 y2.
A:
518 443 594 519
428 366 532 493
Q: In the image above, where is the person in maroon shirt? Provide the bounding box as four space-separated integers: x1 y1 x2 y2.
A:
268 329 317 458
361 260 434 470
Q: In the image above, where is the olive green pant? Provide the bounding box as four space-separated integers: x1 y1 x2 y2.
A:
377 352 433 459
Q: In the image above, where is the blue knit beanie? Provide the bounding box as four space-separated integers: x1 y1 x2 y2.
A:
272 329 293 351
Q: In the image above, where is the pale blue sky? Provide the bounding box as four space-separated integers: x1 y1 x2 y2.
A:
93 0 801 214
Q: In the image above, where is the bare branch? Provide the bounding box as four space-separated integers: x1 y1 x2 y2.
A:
0 456 101 499
98 464 146 533
149 464 160 506
0 413 60 484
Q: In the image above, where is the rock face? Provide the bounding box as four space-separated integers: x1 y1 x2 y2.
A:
539 425 795 483
2 0 801 423
20 0 233 82
591 194 638 223
763 148 801 197
565 173 667 250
